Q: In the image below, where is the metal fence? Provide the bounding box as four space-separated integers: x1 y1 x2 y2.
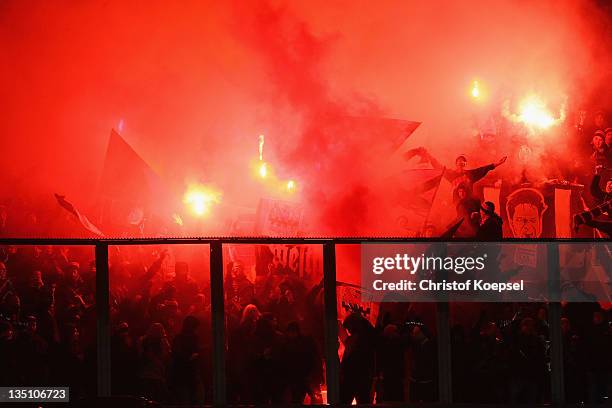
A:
0 237 585 405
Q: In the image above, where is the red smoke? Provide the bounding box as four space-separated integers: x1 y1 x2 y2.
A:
0 0 610 237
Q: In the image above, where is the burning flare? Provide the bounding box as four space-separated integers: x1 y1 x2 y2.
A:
183 183 222 217
471 80 480 98
503 94 565 131
286 179 296 191
259 162 268 178
519 96 554 128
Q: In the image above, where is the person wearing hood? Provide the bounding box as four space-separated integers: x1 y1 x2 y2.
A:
476 201 503 241
574 165 612 237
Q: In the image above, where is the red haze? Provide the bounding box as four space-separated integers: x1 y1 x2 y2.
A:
0 0 610 236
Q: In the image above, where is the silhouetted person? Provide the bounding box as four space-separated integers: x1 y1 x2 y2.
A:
476 201 503 241
377 323 406 402
509 318 546 403
250 312 285 403
590 131 610 168
413 148 507 203
473 321 505 402
171 262 199 307
269 287 299 331
455 183 482 237
49 324 86 396
584 310 611 403
340 312 376 404
450 324 470 402
282 321 323 403
16 316 49 385
138 323 170 402
0 320 19 385
408 324 437 402
111 322 138 395
170 315 204 404
561 317 587 403
19 270 46 317
227 304 260 402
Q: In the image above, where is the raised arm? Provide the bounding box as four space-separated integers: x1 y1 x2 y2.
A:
423 148 445 170
143 249 168 282
403 147 444 170
469 156 507 183
494 156 507 168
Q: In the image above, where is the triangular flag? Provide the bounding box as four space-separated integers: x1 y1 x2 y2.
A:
99 129 160 203
345 116 421 153
98 130 174 232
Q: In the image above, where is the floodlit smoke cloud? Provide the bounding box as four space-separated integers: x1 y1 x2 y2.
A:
0 0 610 236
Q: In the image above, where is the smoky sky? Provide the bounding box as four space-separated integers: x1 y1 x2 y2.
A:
0 0 610 236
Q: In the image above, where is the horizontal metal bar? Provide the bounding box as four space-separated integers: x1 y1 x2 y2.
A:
0 237 605 246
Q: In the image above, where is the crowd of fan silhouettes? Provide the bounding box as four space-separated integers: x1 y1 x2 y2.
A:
0 243 610 404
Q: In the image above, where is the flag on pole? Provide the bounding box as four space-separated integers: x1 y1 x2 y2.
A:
339 116 421 153
100 129 163 203
391 168 445 216
55 194 104 236
99 129 173 232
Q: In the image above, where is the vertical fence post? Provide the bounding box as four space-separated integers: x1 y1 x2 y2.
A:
436 301 452 403
210 240 227 405
548 242 565 404
323 241 340 405
95 243 111 397
435 242 452 403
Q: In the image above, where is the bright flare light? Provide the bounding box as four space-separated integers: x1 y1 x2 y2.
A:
469 79 487 101
286 179 296 191
259 162 268 178
471 80 480 98
518 96 555 129
183 184 222 217
503 94 565 132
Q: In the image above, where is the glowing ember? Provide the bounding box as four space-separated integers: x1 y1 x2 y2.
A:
172 213 184 226
471 80 480 98
258 134 265 161
257 134 268 178
258 162 267 178
183 184 222 216
287 179 296 191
